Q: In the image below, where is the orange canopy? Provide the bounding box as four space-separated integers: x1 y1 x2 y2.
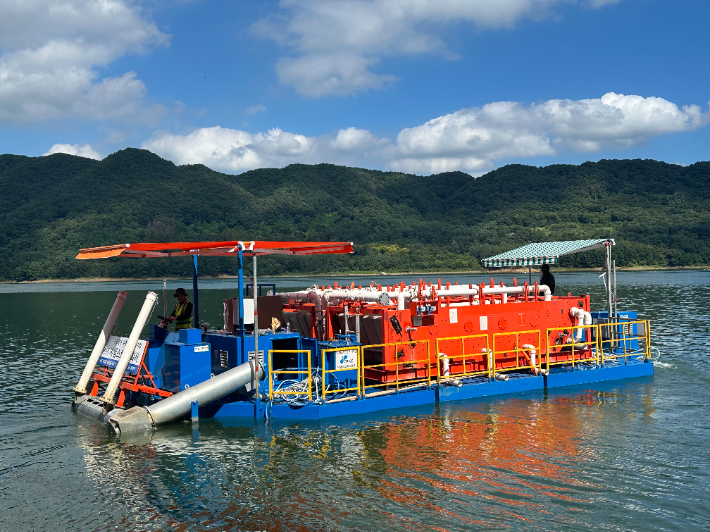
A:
76 240 354 260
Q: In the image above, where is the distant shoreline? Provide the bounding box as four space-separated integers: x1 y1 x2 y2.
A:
1 265 707 284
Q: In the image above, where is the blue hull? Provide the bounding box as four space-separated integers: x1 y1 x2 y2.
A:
212 360 654 420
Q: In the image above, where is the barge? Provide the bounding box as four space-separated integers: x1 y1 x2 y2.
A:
71 239 653 435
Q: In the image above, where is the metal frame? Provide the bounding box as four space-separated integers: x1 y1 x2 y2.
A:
268 349 313 402
435 334 491 383
492 329 543 375
360 340 432 397
545 323 599 371
598 319 651 364
321 346 362 403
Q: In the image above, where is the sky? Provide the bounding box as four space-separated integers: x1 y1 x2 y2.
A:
0 0 708 175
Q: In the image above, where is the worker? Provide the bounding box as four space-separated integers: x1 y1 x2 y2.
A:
540 264 556 295
168 287 193 330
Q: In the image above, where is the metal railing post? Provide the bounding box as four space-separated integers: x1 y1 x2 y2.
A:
307 350 312 402
322 350 327 404
426 340 431 390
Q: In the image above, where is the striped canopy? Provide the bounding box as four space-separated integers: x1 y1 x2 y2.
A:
481 239 613 268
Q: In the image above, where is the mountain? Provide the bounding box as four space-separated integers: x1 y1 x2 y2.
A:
1 148 708 281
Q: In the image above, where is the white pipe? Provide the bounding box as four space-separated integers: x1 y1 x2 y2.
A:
570 307 592 341
483 348 494 377
522 344 538 375
482 285 552 301
439 353 450 376
432 286 479 298
74 291 128 395
397 292 406 310
101 292 157 405
277 282 551 306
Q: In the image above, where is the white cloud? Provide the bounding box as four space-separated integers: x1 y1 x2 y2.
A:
44 143 102 160
388 93 710 173
0 0 168 123
143 126 313 172
142 125 390 172
142 93 709 174
254 0 621 96
275 53 397 97
244 104 268 116
330 127 389 152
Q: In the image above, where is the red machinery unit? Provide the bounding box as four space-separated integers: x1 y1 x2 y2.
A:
281 278 593 384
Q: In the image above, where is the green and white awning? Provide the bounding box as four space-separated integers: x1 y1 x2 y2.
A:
481 239 613 268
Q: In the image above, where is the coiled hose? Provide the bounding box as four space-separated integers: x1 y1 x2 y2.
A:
271 368 348 406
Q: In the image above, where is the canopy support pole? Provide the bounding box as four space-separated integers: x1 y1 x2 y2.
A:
238 247 244 332
605 242 613 321
237 246 245 379
528 266 532 284
192 255 199 328
253 255 260 419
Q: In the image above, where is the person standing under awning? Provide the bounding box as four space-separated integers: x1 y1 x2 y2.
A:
168 288 193 330
540 264 556 295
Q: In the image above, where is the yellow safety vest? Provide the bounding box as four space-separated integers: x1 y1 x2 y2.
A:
174 299 192 330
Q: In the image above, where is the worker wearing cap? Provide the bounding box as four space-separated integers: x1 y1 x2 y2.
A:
540 264 556 295
168 288 193 330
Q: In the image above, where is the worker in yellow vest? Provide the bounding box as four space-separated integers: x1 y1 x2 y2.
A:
168 288 193 331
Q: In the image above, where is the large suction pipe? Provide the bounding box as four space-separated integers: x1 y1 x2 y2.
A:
109 361 263 434
74 291 127 395
570 307 592 341
101 291 158 405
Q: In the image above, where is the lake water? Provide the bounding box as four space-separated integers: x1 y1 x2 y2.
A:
1 271 709 531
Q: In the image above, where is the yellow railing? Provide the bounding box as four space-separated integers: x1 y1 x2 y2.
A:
598 319 651 364
267 320 652 402
544 324 599 371
268 349 313 402
492 329 543 375
435 334 491 383
321 346 362 403
360 340 431 398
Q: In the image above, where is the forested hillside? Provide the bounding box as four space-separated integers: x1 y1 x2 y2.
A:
1 148 708 281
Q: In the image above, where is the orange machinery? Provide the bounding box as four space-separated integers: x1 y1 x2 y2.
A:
282 278 593 383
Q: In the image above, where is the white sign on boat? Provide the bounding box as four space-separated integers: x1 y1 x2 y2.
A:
335 349 358 370
98 335 147 375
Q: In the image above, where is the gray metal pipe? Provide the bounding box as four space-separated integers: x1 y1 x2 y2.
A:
109 361 263 434
74 290 127 394
101 291 157 405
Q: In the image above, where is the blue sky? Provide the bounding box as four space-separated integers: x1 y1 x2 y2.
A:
0 0 708 175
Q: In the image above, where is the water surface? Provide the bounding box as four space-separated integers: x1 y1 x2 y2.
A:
1 271 708 531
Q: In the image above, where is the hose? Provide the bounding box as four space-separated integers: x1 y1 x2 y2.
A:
271 368 349 405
